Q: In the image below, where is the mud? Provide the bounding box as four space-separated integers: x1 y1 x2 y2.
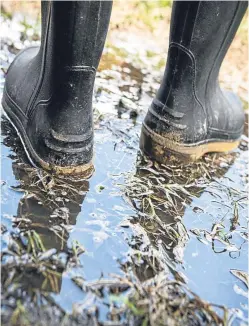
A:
1 12 248 326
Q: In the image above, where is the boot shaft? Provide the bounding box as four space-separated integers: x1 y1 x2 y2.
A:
43 1 112 69
157 1 247 108
33 1 112 139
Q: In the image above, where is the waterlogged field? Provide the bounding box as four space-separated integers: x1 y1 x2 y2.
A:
1 11 248 326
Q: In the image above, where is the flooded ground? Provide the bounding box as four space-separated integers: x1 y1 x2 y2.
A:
1 12 248 326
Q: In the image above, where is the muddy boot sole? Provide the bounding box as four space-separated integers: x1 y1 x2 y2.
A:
2 101 94 178
140 123 240 164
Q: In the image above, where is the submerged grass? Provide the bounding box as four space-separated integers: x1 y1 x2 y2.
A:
119 151 240 262
1 9 248 323
2 226 227 326
1 120 238 326
2 116 248 325
115 273 227 326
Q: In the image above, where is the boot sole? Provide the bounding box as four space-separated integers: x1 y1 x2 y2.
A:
140 122 240 163
2 99 94 178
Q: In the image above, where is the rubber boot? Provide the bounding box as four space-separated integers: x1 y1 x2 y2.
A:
140 1 247 163
2 1 112 177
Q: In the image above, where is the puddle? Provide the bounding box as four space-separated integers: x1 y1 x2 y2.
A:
1 13 248 326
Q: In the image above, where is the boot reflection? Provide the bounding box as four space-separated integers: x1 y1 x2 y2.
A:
11 161 89 294
122 151 234 282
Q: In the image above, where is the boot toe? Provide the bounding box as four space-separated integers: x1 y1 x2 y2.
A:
5 46 40 112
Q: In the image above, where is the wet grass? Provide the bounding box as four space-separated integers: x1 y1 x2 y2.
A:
1 11 248 326
2 115 247 325
2 227 227 326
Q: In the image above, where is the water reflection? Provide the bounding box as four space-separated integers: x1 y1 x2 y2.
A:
121 151 238 284
1 119 90 298
12 163 89 253
1 108 248 323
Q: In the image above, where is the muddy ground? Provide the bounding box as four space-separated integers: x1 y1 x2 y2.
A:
0 6 248 326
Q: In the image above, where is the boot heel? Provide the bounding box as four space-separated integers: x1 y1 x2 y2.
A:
2 1 112 177
140 123 240 164
140 123 195 164
2 98 94 178
140 2 246 164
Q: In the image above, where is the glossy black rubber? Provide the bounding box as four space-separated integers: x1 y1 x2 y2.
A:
2 1 112 173
141 1 247 159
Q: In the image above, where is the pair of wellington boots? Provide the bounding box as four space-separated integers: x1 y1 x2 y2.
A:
2 1 247 177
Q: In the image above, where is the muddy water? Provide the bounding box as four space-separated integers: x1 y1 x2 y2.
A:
1 14 248 325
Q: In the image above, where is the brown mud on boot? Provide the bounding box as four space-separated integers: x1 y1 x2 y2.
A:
2 1 112 177
140 1 247 164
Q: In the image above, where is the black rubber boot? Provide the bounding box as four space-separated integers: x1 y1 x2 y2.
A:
2 1 112 177
140 1 247 163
